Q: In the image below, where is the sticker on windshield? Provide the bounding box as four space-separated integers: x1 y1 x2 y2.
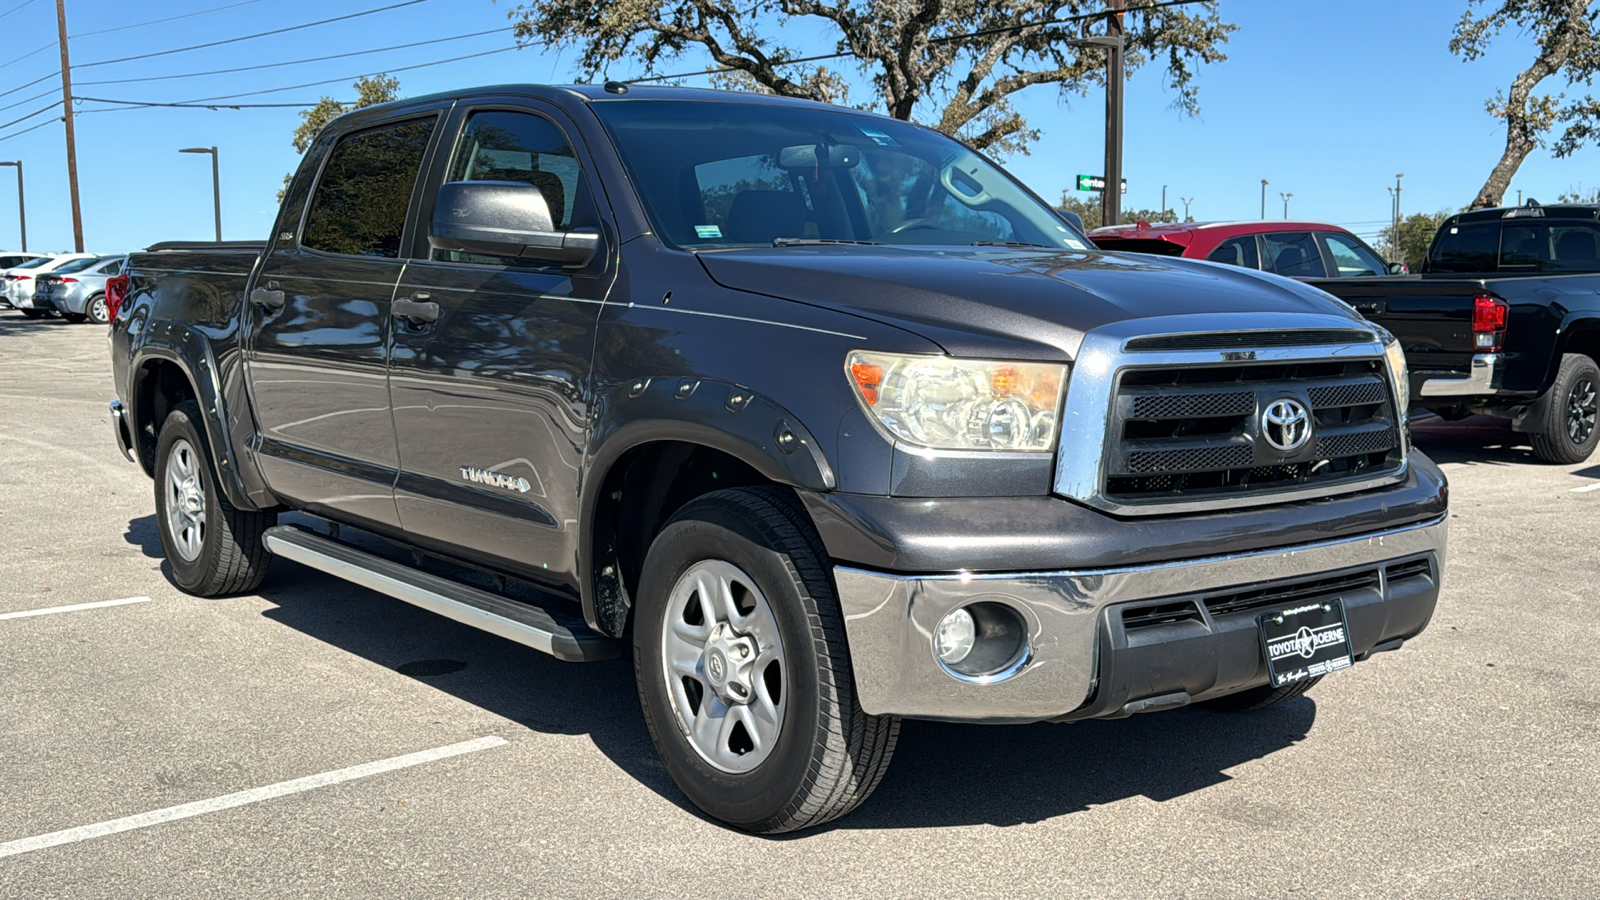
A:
695 225 723 239
855 125 898 147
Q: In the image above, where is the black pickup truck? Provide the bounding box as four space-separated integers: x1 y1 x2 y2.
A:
1312 203 1600 463
107 84 1448 833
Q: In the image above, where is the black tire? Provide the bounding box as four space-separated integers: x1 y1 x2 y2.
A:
153 400 276 596
85 293 109 325
20 309 47 319
1201 675 1322 712
1530 353 1600 464
634 487 899 834
61 313 88 324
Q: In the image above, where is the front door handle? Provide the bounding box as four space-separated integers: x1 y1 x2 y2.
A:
392 294 440 324
249 286 285 311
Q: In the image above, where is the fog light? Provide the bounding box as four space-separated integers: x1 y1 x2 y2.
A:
934 608 976 665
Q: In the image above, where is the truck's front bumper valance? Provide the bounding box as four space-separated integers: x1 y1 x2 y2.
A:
834 515 1447 723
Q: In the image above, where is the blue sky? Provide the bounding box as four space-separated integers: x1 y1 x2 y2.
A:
0 0 1587 251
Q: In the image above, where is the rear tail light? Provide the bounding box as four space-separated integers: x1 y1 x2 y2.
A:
105 273 130 320
1473 292 1508 352
58 277 76 283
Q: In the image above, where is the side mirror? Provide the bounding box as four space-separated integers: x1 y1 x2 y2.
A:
1387 261 1409 275
429 181 600 267
1059 210 1086 235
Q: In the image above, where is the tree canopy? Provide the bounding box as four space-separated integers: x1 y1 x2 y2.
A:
1377 212 1450 273
1453 0 1600 208
507 0 1234 156
279 75 401 201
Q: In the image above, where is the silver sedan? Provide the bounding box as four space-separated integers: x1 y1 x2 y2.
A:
35 255 125 324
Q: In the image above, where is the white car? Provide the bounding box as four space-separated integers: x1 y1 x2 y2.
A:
0 251 48 308
7 253 96 317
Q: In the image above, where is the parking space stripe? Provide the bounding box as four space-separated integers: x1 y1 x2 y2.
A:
0 736 509 860
0 597 153 621
1569 482 1600 493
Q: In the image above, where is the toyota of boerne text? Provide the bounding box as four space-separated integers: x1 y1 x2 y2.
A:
107 83 1448 833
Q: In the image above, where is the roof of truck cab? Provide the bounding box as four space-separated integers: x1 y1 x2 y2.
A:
364 82 904 116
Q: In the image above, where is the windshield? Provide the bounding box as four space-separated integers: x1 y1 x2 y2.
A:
592 99 1090 252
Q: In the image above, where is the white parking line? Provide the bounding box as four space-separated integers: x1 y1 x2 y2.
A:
1570 482 1600 493
0 597 152 621
0 736 509 860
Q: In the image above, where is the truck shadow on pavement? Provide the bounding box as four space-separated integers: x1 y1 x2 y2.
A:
124 511 1316 832
1409 413 1542 466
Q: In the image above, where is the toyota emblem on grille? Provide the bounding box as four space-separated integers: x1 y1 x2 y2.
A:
1261 398 1312 453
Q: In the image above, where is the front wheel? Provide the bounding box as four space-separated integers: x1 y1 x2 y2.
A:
634 487 899 833
153 400 276 596
1530 353 1600 464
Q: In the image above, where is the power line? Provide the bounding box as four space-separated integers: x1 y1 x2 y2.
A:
77 0 434 69
0 86 56 115
88 45 518 108
76 27 510 87
71 0 269 38
0 115 59 144
0 100 60 132
627 0 1215 84
0 0 38 23
0 43 54 74
0 69 58 101
77 97 328 110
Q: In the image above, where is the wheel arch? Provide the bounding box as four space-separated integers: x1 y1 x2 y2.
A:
129 350 260 510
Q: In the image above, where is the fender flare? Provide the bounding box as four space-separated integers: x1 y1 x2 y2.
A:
129 339 262 512
577 376 836 633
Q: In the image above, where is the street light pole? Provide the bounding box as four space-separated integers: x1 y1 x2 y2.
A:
0 161 25 251
1280 192 1293 219
1181 196 1193 221
1393 173 1404 241
179 147 221 241
1101 0 1125 228
1260 179 1268 219
1161 184 1168 218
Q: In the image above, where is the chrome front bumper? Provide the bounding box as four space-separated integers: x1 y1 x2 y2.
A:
835 515 1448 722
1419 353 1498 397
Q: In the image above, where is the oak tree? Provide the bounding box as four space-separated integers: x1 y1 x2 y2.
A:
506 0 1234 156
1453 0 1600 208
279 75 401 201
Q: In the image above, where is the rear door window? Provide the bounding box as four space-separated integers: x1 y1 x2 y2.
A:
1498 221 1600 272
302 117 436 258
1321 233 1387 277
1206 236 1260 269
1263 232 1327 278
1428 222 1500 272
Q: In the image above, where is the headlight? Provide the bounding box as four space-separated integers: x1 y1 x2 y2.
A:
846 351 1067 451
1381 330 1410 416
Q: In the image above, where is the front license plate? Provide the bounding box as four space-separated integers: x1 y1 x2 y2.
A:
1259 599 1354 687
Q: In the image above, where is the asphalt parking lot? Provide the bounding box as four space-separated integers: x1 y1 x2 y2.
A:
1 310 1597 899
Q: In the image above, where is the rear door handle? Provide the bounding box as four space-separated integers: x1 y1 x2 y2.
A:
392 293 440 324
249 285 285 311
1350 300 1384 315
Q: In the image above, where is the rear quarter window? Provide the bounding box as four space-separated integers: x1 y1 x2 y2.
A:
1428 222 1500 273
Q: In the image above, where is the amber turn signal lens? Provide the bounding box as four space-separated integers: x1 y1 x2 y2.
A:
850 362 884 406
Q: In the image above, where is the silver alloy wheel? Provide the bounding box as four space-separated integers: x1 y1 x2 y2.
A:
164 438 207 562
660 559 787 774
88 295 108 324
1567 377 1597 444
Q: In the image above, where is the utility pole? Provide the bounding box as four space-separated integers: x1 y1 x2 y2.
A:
1280 192 1293 218
1181 196 1193 221
1102 0 1125 228
1260 179 1268 219
55 0 83 252
0 161 25 251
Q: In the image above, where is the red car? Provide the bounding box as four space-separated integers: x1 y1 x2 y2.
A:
1088 220 1405 279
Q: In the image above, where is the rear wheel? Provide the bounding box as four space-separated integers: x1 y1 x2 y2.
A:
153 401 276 596
20 309 47 319
85 293 109 325
634 487 899 833
1201 676 1322 712
1530 353 1600 464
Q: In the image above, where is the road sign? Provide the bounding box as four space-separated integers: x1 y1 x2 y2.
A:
1076 174 1128 194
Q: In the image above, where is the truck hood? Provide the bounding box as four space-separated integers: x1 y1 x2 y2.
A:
697 245 1363 359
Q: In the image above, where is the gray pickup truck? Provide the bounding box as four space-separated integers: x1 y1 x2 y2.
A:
108 84 1448 833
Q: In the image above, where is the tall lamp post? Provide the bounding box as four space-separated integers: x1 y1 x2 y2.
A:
1180 196 1193 221
1280 191 1293 219
179 147 221 242
1260 179 1269 219
0 161 25 251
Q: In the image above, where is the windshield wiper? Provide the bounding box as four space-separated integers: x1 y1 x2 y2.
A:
970 240 1056 249
771 237 879 247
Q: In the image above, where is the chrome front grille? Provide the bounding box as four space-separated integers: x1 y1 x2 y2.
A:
1103 359 1404 503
